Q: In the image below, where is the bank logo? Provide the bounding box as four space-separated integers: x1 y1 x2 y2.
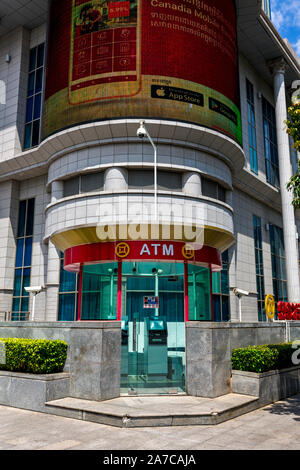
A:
265 294 276 320
182 244 195 260
115 242 130 258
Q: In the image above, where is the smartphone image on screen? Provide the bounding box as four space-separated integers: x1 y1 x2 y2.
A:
68 0 141 105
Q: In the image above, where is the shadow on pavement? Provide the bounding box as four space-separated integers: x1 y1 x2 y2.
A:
263 394 300 421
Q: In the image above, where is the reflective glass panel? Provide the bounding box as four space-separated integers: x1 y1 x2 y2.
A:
58 294 76 321
121 262 185 395
15 239 24 268
188 265 211 321
81 263 118 320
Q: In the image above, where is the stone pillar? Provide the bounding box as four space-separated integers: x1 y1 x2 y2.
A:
104 167 128 192
270 58 300 302
182 172 201 197
186 323 232 397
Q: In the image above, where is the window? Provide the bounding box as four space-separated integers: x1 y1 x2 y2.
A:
24 44 45 150
212 250 230 322
262 97 279 187
290 140 298 175
294 149 298 170
263 0 271 18
58 253 79 321
202 177 226 202
128 169 182 192
253 216 266 321
12 199 35 321
269 225 287 302
246 79 258 174
63 172 104 198
64 177 80 198
81 172 104 193
81 263 118 320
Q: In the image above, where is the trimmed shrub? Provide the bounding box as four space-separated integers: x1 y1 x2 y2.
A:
0 338 68 374
232 342 297 373
260 343 295 370
232 346 279 373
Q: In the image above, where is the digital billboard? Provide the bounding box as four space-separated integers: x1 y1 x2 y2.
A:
43 0 242 144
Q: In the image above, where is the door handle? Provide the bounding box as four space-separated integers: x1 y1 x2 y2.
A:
133 318 137 352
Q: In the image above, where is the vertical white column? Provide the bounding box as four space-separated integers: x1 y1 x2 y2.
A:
182 172 201 197
51 180 64 203
271 58 300 302
104 167 128 192
45 241 61 321
45 181 64 321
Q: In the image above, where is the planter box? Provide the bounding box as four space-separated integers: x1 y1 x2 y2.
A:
232 366 300 406
0 370 70 413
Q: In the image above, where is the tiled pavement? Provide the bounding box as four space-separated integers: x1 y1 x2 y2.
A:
0 394 299 450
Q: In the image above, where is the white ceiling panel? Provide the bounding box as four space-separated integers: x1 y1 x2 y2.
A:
0 0 48 37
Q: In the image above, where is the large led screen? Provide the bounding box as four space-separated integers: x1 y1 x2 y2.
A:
43 0 242 144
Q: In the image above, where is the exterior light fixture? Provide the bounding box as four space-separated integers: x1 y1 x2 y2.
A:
24 286 43 321
137 121 158 222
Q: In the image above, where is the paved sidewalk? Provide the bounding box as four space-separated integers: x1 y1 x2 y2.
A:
0 394 299 450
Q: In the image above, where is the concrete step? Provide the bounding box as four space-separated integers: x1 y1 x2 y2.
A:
45 394 260 428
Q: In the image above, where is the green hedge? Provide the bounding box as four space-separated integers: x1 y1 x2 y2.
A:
232 342 296 373
265 343 295 370
0 338 68 374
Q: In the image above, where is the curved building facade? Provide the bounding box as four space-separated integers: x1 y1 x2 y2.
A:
0 0 299 397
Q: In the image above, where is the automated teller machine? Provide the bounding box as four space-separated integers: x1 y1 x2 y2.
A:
121 317 129 376
144 316 168 376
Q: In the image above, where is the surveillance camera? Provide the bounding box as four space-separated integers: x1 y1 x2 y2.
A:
24 286 43 294
137 127 146 139
137 121 147 139
233 288 249 297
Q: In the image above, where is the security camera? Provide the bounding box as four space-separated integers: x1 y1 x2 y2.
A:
233 288 249 297
24 286 43 295
137 121 147 139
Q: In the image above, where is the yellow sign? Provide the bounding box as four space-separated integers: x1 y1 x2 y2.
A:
115 242 130 258
265 294 275 320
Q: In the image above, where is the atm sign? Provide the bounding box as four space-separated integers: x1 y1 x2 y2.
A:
144 296 159 309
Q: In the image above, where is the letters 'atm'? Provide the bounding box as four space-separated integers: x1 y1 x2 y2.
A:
144 316 168 376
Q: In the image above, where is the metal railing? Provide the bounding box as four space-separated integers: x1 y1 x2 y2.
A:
0 312 30 322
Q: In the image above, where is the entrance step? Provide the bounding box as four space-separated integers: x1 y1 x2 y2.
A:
45 394 259 428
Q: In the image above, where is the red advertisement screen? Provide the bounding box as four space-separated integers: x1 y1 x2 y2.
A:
44 0 241 144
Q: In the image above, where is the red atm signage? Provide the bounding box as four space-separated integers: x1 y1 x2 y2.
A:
64 241 222 272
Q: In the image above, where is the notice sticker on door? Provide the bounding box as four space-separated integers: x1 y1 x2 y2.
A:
144 296 159 309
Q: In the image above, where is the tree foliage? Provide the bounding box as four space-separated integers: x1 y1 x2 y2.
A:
286 102 300 209
286 102 300 152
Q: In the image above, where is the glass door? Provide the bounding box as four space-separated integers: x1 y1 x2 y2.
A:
120 262 186 395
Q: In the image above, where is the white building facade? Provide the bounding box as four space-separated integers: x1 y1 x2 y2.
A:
0 1 299 396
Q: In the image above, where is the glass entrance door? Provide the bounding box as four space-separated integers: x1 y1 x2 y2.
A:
120 262 186 395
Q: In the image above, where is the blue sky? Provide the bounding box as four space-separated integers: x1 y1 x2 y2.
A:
271 0 300 56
